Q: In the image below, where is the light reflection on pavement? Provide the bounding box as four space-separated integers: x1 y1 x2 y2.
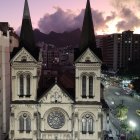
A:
104 86 140 139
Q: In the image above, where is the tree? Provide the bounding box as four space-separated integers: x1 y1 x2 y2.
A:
129 135 140 140
120 121 131 132
116 104 128 121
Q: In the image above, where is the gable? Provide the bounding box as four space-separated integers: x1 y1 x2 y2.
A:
75 48 102 63
39 84 74 104
11 47 37 63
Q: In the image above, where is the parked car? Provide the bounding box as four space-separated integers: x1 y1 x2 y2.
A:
108 133 114 140
115 92 120 96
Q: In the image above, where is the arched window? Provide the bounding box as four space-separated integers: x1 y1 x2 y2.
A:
81 114 94 134
20 74 24 96
26 116 31 131
18 73 31 97
82 118 86 134
19 115 24 131
88 117 93 133
19 113 31 133
26 74 30 96
82 76 86 98
89 76 93 97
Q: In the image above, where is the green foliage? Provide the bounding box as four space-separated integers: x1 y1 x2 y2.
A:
116 104 128 121
120 121 132 132
129 135 140 140
136 109 140 117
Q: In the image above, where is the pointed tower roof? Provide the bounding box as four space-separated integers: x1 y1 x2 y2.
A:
75 0 102 60
23 0 31 19
79 0 96 52
11 0 39 60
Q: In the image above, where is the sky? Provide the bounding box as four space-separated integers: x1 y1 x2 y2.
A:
0 0 140 35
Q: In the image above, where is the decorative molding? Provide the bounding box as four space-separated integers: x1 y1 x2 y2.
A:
12 76 16 79
11 130 14 134
75 132 78 137
33 130 37 135
11 113 14 117
98 112 102 117
34 112 37 117
33 76 38 78
75 113 78 117
98 131 102 137
97 77 101 80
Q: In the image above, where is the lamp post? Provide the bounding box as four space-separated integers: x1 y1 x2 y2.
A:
129 120 136 136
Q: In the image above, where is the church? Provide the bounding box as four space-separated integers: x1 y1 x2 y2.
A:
9 0 109 139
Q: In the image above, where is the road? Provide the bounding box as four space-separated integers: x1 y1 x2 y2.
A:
104 86 140 138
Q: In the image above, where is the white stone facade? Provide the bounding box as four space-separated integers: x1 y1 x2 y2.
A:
0 26 10 139
9 47 106 140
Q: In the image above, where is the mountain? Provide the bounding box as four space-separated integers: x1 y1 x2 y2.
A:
34 29 81 48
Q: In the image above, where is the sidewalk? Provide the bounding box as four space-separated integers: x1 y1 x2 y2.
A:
110 120 120 140
109 113 121 140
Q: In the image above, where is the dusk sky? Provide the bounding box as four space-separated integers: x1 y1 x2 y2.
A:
0 0 140 35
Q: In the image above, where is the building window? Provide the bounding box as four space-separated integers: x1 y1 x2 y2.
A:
82 118 86 134
19 73 31 97
82 76 86 98
19 74 24 97
81 114 94 134
19 113 31 133
89 76 93 98
26 74 31 97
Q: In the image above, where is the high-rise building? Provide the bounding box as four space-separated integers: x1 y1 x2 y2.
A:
9 0 108 140
97 31 140 71
0 22 11 140
97 34 121 71
121 30 140 69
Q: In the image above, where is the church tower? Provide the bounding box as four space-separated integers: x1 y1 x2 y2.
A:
74 0 102 139
10 0 41 139
9 0 106 140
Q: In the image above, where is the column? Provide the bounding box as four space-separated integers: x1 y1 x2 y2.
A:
86 76 89 97
24 75 26 96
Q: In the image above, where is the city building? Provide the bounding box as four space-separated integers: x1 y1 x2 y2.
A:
0 22 11 139
39 43 74 70
97 31 140 72
121 30 140 69
9 0 108 140
96 34 121 71
9 30 19 52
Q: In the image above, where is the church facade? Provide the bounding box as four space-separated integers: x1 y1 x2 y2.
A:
9 0 108 140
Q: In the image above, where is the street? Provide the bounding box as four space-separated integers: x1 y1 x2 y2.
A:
104 86 140 139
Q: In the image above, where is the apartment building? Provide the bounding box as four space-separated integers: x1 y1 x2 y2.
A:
0 22 10 139
97 31 140 71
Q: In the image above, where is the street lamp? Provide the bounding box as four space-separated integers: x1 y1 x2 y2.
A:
129 120 136 136
111 101 114 105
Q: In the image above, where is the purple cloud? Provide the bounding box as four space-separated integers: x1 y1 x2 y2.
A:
38 7 115 34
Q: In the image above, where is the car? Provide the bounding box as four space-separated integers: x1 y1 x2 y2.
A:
115 92 120 95
108 133 114 140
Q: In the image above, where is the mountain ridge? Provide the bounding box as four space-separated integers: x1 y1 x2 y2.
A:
34 28 81 48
